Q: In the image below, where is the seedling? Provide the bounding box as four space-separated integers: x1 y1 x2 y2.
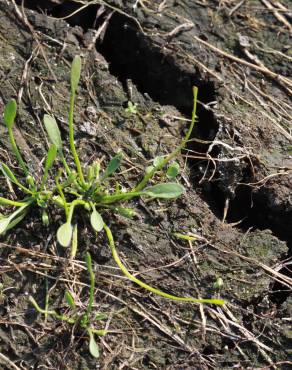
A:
29 252 106 358
213 277 224 290
36 57 184 251
1 56 224 310
125 101 138 114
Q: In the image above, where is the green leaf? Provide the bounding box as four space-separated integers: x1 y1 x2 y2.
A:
91 329 107 336
114 206 136 218
45 144 57 173
71 55 81 92
43 115 62 150
57 222 73 247
0 197 26 207
40 145 57 189
0 162 22 187
143 183 185 199
64 290 76 309
0 217 11 234
153 156 165 167
173 232 197 241
166 162 180 178
0 204 29 234
102 152 123 180
213 277 224 290
3 99 17 129
88 329 99 358
90 208 104 232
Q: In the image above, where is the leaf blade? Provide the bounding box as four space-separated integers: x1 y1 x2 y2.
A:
3 99 17 129
45 144 57 172
71 56 81 92
90 209 104 232
88 329 99 358
57 222 73 247
102 152 123 180
143 183 185 199
43 115 62 150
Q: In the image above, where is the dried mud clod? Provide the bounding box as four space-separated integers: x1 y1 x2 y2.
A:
0 0 291 369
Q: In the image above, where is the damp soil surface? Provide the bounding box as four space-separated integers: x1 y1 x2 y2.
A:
0 1 291 369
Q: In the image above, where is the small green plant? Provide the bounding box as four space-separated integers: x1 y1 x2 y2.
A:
1 55 224 345
125 100 138 114
29 252 106 358
213 277 224 290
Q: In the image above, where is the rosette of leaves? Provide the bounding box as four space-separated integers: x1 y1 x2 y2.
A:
1 55 224 307
41 56 186 249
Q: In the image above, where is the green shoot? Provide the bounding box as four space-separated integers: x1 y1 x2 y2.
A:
68 56 85 186
71 224 78 259
104 224 224 305
85 252 95 317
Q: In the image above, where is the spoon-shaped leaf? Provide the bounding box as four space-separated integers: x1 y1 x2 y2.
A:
43 115 62 150
3 99 17 129
90 208 104 232
57 222 73 247
102 152 123 180
143 183 185 199
88 329 99 358
71 56 81 92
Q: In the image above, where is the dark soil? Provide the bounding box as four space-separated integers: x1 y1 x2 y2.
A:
0 0 291 369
